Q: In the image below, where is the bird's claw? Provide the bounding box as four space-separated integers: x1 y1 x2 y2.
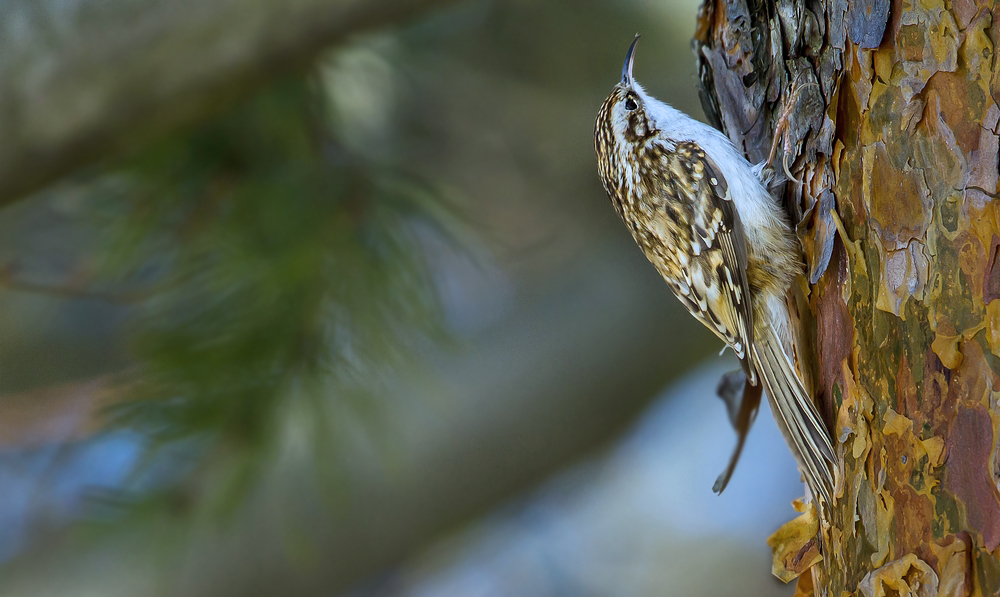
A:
766 77 818 185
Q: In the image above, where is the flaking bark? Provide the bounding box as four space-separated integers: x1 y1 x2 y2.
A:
696 0 1000 593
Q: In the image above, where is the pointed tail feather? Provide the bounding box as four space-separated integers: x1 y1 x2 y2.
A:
752 328 836 504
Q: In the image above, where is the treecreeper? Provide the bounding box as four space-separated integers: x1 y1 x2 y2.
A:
594 35 837 507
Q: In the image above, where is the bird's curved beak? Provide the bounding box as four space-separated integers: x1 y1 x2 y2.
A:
621 34 640 85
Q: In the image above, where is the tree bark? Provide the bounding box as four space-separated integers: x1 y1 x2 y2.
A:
696 0 1000 594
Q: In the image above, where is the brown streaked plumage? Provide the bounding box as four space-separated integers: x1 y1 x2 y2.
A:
595 36 836 505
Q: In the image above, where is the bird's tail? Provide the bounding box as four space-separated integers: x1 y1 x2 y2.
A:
752 325 836 505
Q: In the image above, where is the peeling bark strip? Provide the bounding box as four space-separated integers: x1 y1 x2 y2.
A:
847 0 891 49
696 0 1000 593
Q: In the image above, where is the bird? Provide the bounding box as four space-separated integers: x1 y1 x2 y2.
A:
594 35 837 505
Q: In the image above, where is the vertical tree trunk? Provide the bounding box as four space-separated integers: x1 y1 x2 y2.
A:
696 0 1000 594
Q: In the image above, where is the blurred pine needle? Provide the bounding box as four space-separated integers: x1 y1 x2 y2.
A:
79 64 466 517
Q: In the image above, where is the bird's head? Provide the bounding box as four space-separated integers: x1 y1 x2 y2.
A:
594 35 659 196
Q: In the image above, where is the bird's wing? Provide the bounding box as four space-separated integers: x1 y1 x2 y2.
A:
656 141 757 384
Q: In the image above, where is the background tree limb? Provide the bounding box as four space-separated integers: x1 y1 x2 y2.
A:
0 0 456 207
0 242 715 596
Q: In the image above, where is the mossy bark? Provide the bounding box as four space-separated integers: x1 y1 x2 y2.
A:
696 0 1000 593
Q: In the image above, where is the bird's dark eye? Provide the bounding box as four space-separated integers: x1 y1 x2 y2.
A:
624 97 638 111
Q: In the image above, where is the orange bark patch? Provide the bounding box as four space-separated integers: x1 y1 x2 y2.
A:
928 533 973 596
926 71 988 154
931 331 964 370
769 503 824 583
791 570 816 597
863 142 932 250
858 553 939 596
897 352 919 415
958 232 988 302
897 0 959 102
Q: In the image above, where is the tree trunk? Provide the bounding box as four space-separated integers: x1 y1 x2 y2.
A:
696 0 1000 594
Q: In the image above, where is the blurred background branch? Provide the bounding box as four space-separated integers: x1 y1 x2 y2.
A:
0 1 799 595
0 0 457 206
0 243 712 597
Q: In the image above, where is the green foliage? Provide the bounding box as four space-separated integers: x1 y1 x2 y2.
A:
89 70 460 508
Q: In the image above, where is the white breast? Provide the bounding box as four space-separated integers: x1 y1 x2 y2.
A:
633 83 786 250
